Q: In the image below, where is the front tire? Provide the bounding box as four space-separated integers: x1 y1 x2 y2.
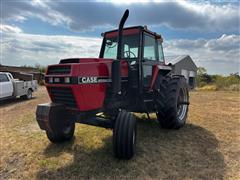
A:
113 111 137 159
154 75 189 129
46 121 75 143
20 89 32 100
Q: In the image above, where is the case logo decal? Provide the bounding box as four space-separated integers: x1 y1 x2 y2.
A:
78 76 111 84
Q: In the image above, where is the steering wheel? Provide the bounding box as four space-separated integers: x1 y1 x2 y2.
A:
124 51 136 58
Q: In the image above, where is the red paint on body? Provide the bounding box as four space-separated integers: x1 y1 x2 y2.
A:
150 65 159 90
105 28 140 38
45 58 128 111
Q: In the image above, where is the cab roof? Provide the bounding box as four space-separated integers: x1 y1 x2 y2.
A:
103 26 163 40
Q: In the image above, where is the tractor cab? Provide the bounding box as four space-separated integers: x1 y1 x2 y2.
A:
100 26 166 90
100 26 164 62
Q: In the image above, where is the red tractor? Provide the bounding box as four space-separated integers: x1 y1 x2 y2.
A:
36 10 189 159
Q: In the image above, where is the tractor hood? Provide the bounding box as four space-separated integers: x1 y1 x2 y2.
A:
59 58 113 64
45 58 128 79
44 58 128 111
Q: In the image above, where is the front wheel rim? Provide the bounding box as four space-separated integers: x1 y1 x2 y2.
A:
132 130 136 145
63 125 72 134
27 90 32 98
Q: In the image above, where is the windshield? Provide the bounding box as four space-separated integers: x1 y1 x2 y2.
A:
103 34 139 60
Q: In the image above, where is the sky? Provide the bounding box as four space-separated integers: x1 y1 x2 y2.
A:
1 0 240 75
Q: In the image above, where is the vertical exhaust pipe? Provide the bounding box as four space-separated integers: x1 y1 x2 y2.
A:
112 9 129 95
117 9 129 60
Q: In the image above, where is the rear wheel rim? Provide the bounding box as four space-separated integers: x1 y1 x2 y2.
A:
177 89 188 121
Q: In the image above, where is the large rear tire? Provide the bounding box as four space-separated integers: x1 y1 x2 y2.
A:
154 75 189 129
113 111 137 159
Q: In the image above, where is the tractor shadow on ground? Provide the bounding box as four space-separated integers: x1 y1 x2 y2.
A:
37 117 225 179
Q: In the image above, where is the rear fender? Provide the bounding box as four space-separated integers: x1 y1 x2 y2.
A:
149 64 172 90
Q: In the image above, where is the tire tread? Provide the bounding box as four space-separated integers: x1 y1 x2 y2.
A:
154 75 189 129
113 111 136 159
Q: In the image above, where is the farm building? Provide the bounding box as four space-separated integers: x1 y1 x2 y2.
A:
0 65 44 82
165 55 197 89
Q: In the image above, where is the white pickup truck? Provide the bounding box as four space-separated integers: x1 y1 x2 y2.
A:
0 72 38 100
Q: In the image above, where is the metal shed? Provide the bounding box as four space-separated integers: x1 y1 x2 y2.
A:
165 55 197 89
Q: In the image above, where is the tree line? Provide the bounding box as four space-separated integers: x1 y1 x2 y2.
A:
197 67 240 91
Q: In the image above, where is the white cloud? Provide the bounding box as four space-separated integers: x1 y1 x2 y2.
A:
2 1 69 27
1 32 239 75
13 16 27 23
164 34 240 74
0 24 23 33
205 34 240 51
2 1 239 32
1 33 102 66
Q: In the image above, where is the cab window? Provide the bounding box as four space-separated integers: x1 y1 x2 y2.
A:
0 74 9 82
143 34 156 61
103 34 139 60
103 39 117 59
158 41 164 62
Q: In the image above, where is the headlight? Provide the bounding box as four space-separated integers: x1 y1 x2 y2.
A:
49 77 53 83
54 77 60 83
64 77 70 83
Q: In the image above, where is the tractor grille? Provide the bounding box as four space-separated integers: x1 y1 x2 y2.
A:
48 65 71 75
49 87 77 108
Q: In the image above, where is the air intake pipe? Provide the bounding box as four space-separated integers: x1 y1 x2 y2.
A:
111 9 129 95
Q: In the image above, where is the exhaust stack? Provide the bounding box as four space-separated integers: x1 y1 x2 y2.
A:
117 9 129 60
111 9 129 95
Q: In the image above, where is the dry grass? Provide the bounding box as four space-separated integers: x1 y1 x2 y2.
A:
196 85 218 91
0 88 240 179
196 84 240 91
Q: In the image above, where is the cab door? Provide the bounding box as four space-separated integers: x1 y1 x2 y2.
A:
142 33 159 89
0 74 13 98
